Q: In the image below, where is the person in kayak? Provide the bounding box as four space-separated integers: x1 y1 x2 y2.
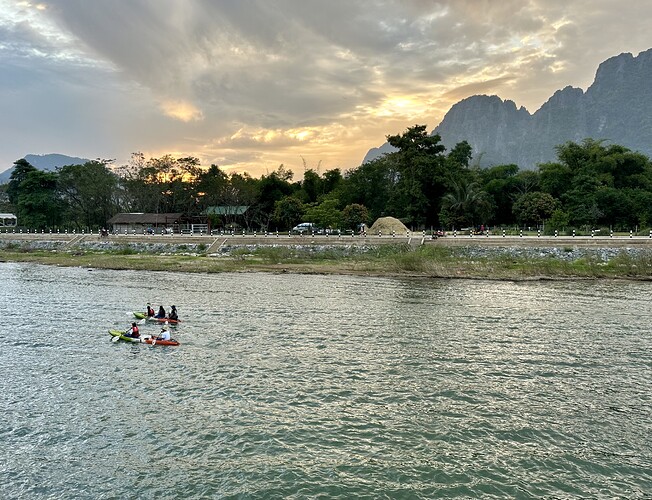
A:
154 324 171 341
168 305 178 321
155 305 166 318
125 322 140 338
146 304 155 317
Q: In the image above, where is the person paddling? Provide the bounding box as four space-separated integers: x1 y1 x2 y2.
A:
154 324 171 341
146 304 155 317
125 322 140 338
168 305 178 321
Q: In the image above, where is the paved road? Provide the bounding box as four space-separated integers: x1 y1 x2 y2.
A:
2 231 652 248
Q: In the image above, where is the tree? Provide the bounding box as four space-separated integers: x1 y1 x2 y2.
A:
257 166 294 217
342 203 369 231
439 179 492 229
273 196 305 230
16 170 61 229
304 198 342 229
479 164 520 226
340 157 396 222
196 164 229 212
547 209 571 233
58 160 119 229
385 124 448 226
7 159 37 205
322 169 343 195
300 169 322 203
512 192 559 227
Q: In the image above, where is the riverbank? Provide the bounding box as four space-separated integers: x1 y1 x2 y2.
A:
1 232 652 279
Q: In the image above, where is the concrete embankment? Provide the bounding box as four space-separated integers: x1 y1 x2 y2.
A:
2 232 652 250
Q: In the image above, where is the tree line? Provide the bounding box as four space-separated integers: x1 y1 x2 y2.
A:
2 125 652 233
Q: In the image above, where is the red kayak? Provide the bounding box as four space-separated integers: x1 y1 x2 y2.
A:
142 336 180 346
149 317 181 324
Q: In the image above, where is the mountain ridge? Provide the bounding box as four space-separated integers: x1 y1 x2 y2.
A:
363 48 652 168
0 154 91 184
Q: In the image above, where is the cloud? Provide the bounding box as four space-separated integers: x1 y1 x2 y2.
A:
1 0 652 177
160 100 204 122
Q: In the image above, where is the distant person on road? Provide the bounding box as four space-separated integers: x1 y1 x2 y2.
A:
155 305 166 318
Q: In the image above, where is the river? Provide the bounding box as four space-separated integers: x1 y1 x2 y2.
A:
0 263 650 498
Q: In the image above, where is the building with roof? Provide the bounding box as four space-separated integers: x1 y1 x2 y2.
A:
107 213 183 234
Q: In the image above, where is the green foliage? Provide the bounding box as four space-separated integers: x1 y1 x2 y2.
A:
538 139 652 228
8 133 652 233
480 164 519 225
257 166 295 216
16 170 61 229
340 156 395 222
273 196 305 230
58 160 119 229
385 124 450 227
439 179 492 229
7 159 37 205
342 203 369 230
547 209 571 232
304 198 342 229
512 192 559 226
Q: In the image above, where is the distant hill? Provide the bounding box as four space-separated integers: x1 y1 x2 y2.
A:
0 154 90 184
363 48 652 169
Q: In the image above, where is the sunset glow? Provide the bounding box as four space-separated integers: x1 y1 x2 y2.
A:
1 1 650 178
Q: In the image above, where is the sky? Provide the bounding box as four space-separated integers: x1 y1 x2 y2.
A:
1 1 651 179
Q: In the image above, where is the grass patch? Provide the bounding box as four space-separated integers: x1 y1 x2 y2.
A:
1 243 652 280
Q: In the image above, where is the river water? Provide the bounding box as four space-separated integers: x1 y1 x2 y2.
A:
0 262 650 499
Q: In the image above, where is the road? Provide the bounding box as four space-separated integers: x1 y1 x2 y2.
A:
2 231 652 249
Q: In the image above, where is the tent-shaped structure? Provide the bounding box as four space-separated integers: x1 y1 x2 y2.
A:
204 206 249 230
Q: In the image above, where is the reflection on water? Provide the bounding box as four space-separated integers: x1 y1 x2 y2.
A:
0 263 650 498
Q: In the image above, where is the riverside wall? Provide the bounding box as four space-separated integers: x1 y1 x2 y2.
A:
2 231 652 250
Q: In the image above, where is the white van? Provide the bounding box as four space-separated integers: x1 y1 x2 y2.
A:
292 222 317 234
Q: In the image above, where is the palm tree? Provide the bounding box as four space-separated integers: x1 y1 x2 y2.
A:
439 179 492 229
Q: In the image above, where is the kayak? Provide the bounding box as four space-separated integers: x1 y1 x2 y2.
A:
109 330 180 346
132 312 180 324
148 317 181 324
141 336 180 346
109 329 143 343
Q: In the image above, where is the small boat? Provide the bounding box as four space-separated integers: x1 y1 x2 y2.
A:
109 330 180 346
109 329 143 343
141 336 180 346
132 312 181 324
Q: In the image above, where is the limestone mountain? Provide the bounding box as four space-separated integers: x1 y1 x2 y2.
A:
363 48 652 169
0 154 90 184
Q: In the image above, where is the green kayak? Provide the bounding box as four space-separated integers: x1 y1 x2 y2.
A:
109 329 142 343
109 329 180 346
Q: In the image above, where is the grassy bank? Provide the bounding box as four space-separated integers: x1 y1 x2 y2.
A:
2 244 652 280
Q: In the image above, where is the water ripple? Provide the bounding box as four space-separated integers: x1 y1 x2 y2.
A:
0 264 651 498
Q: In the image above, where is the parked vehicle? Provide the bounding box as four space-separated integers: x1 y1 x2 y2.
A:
292 222 317 234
